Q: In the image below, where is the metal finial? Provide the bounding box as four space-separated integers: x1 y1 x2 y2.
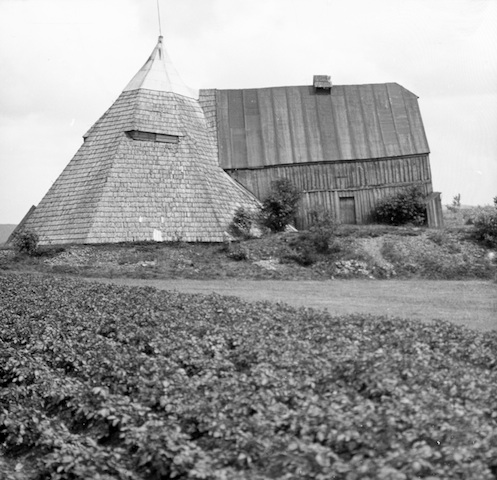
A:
156 0 162 36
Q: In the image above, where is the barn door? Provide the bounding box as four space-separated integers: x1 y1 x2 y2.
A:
339 196 356 224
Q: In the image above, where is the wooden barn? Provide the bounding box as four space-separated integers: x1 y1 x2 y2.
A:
15 38 443 246
200 76 443 228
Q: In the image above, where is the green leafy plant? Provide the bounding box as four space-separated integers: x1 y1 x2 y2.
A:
228 207 255 239
472 205 497 248
282 245 319 266
307 209 337 253
283 210 338 266
1 273 497 478
260 179 301 232
427 230 448 246
0 273 496 479
12 230 40 256
373 186 427 226
226 244 250 261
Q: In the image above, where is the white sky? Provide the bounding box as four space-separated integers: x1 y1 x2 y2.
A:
0 0 496 224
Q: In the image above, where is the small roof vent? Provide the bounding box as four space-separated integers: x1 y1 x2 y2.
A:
313 75 332 93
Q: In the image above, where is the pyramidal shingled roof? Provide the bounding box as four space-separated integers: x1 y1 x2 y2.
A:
123 35 198 98
22 37 259 244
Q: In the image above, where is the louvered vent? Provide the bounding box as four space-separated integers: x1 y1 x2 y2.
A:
126 130 179 143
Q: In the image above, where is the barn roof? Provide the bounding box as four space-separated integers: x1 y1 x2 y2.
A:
211 83 430 170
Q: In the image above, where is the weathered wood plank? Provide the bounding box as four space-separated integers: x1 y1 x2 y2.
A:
402 89 430 153
257 89 277 167
301 88 324 162
359 85 386 159
216 90 232 169
227 90 248 168
331 89 354 159
316 92 341 160
373 84 401 157
387 83 414 155
243 90 264 169
344 85 370 158
271 88 294 164
286 87 309 163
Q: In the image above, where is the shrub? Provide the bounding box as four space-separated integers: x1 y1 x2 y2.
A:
307 209 337 253
373 186 427 226
284 210 338 265
282 247 319 266
12 230 40 256
260 179 301 232
473 208 497 248
226 244 250 261
228 207 254 239
427 230 447 246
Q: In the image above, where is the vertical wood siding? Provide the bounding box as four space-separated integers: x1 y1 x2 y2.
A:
292 181 433 229
226 155 432 228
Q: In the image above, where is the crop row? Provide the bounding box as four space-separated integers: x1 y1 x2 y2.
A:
0 272 496 479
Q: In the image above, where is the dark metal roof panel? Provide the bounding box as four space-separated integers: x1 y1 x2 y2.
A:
214 83 430 169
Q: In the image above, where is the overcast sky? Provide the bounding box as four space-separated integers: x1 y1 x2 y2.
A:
1 0 496 224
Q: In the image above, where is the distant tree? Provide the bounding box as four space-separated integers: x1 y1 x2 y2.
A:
452 194 461 209
446 193 461 213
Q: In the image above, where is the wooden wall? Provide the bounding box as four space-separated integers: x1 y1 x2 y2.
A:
297 182 433 228
226 154 434 228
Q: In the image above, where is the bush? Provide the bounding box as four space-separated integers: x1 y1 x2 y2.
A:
228 207 254 239
373 186 427 226
427 230 448 246
226 244 250 261
307 209 337 253
473 207 497 248
282 247 319 266
284 210 338 266
12 230 39 256
260 179 301 232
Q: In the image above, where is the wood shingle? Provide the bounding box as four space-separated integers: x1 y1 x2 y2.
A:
22 38 260 245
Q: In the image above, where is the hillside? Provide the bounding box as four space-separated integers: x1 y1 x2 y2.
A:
0 224 16 244
1 223 495 281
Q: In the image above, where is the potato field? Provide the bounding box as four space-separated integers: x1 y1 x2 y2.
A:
1 272 496 479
